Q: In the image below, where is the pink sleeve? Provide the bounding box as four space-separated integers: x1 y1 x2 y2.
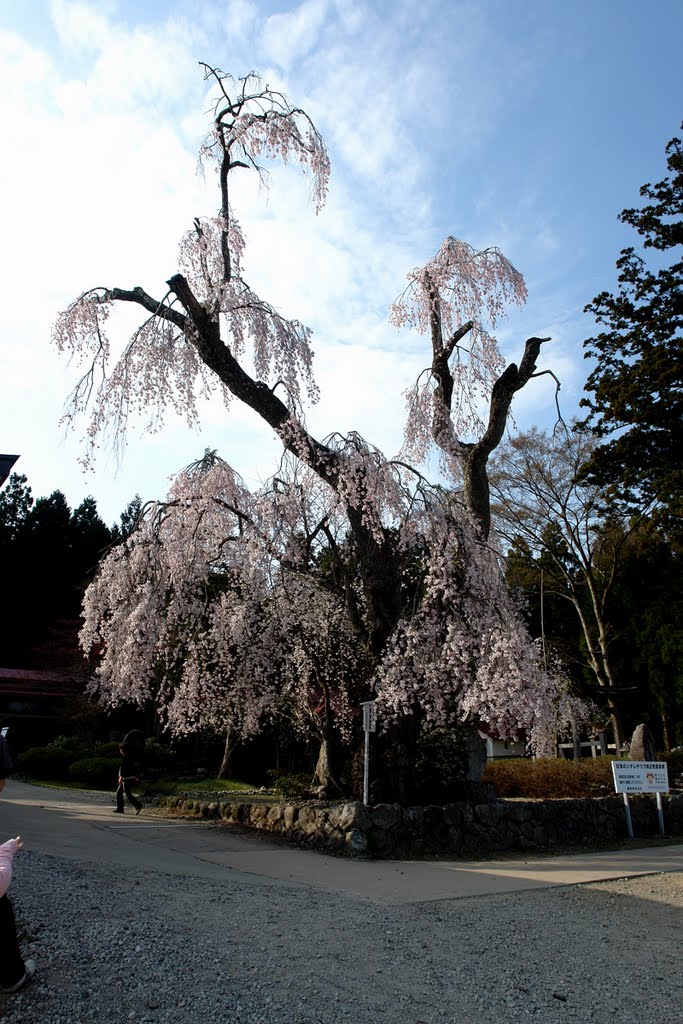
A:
0 839 19 899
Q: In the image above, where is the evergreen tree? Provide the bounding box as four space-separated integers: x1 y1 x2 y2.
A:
0 481 111 668
580 128 683 538
0 473 33 544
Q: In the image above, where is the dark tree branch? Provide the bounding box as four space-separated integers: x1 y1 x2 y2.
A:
462 336 551 538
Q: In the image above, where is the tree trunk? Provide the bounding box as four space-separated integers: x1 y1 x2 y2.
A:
313 736 332 789
217 725 239 779
661 713 670 754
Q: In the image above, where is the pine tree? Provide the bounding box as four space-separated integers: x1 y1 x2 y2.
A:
580 128 683 538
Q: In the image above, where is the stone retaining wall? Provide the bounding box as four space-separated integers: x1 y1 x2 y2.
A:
156 792 683 858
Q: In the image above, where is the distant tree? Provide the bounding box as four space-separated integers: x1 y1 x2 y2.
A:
603 519 683 750
0 481 110 669
119 495 143 541
490 425 643 750
110 494 143 545
580 128 683 537
0 474 35 664
504 535 584 688
0 473 33 544
70 497 112 579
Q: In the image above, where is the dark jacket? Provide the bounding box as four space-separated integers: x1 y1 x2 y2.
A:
0 736 12 780
119 749 142 780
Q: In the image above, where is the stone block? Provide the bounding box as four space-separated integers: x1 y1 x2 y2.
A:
249 804 267 825
443 803 463 826
447 826 463 854
283 804 298 829
298 807 318 834
629 723 657 761
474 803 492 825
345 829 368 855
370 803 401 831
532 826 547 847
267 805 284 825
338 801 371 833
401 806 424 833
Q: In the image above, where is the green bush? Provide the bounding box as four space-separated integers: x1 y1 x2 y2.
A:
483 757 616 799
94 741 123 759
47 735 88 757
268 770 311 800
68 757 120 789
143 740 176 774
94 739 176 775
665 750 683 788
17 746 76 780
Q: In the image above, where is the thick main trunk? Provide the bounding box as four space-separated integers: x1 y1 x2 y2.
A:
313 736 333 789
461 447 491 540
431 335 549 539
346 509 403 657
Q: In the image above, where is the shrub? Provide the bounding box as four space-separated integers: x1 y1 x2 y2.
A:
17 746 76 781
483 757 616 799
47 735 88 757
665 750 683 789
94 739 176 776
94 741 123 759
268 770 311 800
143 740 176 774
68 757 120 789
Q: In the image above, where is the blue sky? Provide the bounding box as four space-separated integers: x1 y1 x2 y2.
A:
0 0 681 525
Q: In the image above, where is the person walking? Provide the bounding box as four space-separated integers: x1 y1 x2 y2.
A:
0 731 36 994
0 836 35 993
114 741 143 815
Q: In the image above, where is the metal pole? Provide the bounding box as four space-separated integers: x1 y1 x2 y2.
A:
540 568 547 670
656 792 665 836
363 725 370 806
622 793 634 838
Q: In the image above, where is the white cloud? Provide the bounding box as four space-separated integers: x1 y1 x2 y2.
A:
3 0 673 522
262 0 329 70
50 0 113 53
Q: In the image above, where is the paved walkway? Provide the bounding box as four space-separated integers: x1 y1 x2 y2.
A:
2 779 681 904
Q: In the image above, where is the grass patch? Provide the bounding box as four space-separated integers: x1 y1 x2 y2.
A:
25 777 113 792
16 775 257 796
136 777 257 796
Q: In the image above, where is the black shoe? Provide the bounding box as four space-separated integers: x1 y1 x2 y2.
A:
2 959 36 994
135 806 142 816
113 809 124 814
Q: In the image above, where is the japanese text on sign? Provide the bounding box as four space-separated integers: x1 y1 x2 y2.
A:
611 761 669 794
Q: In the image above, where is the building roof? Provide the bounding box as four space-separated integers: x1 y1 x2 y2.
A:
0 454 19 487
0 667 83 699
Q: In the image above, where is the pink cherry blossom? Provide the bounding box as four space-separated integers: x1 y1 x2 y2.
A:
59 66 581 772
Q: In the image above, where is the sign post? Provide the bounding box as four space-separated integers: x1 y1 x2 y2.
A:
611 761 669 838
361 700 377 806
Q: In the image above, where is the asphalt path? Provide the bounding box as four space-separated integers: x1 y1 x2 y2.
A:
2 779 682 905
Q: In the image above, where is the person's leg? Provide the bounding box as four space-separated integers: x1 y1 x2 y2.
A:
0 895 26 989
123 779 142 812
115 779 125 812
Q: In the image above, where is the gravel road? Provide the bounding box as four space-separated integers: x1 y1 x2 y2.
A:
2 807 682 1024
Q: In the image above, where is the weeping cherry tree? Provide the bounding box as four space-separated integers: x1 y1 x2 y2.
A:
56 65 582 797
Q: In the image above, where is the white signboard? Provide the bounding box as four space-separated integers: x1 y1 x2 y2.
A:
362 701 377 733
612 761 669 794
